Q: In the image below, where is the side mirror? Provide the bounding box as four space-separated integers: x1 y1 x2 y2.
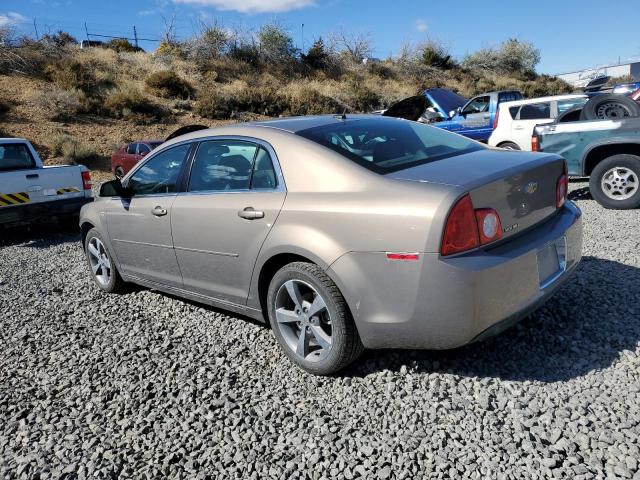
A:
99 179 132 198
449 109 458 118
140 151 148 157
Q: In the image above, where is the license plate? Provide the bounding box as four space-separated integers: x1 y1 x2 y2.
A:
538 236 567 289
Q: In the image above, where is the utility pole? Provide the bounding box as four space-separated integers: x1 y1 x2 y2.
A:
33 18 39 40
301 23 305 53
84 22 90 42
133 26 139 48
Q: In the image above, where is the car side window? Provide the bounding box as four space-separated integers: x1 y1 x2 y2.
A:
137 143 151 155
251 147 278 190
126 143 137 155
557 98 588 115
462 96 490 114
128 143 190 195
188 140 257 192
519 103 551 120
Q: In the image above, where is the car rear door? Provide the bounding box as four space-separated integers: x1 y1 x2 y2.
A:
171 138 286 305
104 142 192 287
512 102 553 150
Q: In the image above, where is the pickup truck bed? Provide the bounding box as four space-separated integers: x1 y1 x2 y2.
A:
534 117 640 209
0 139 93 225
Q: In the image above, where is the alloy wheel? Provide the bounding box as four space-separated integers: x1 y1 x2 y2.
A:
274 279 332 363
87 237 112 287
601 167 639 201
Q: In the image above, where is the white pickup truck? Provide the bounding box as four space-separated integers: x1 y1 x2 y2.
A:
0 138 93 226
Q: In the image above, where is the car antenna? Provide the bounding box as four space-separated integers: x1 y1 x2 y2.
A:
335 108 347 120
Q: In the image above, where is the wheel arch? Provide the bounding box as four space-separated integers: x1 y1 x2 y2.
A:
583 142 640 176
80 221 95 246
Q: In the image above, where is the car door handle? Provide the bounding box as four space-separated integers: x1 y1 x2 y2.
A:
514 125 525 130
238 207 264 220
26 173 39 179
152 206 168 217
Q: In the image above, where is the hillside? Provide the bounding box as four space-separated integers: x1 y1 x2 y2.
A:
0 29 572 180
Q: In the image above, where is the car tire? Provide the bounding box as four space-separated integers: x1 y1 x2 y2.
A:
498 141 521 150
580 94 640 120
589 154 640 209
557 106 583 123
84 228 125 293
114 166 125 179
267 262 364 375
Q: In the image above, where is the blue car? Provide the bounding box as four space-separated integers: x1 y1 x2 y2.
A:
424 89 523 142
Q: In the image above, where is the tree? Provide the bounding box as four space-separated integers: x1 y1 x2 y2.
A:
330 29 373 63
302 37 329 69
257 23 297 62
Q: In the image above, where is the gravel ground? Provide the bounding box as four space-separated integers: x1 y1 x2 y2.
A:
1 182 639 480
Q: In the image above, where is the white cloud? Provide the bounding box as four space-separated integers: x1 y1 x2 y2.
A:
415 19 427 32
0 12 28 27
172 0 315 13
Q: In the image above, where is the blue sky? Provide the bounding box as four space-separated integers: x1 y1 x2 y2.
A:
1 0 639 74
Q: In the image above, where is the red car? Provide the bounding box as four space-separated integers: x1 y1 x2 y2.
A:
111 140 162 178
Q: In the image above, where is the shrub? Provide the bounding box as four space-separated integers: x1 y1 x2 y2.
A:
186 22 230 65
156 40 183 57
41 30 78 48
104 84 167 122
419 40 455 70
145 70 195 99
0 98 11 117
48 133 100 165
45 58 96 92
284 88 343 115
106 38 141 53
349 84 381 112
463 39 540 75
33 88 84 121
194 88 239 119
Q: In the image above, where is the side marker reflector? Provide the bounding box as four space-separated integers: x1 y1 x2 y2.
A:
386 253 420 261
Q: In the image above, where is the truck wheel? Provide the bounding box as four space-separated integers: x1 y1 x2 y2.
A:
580 94 640 120
267 262 364 375
84 228 125 293
589 154 640 209
498 142 520 150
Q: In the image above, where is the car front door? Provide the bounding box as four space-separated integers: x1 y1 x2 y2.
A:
171 139 286 305
458 95 491 140
104 142 192 287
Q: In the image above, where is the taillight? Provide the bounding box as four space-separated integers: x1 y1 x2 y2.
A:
531 135 539 152
556 161 568 208
493 107 500 129
441 195 505 256
475 209 503 245
82 171 92 190
441 195 479 256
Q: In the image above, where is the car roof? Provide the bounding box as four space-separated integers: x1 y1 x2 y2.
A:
499 94 587 108
0 137 28 143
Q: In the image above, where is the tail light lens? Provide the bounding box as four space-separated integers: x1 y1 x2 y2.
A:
531 135 539 152
475 209 503 245
556 161 568 208
441 195 479 256
493 107 500 130
441 195 505 256
82 171 93 190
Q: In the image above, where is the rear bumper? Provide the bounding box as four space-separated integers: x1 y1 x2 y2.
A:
0 196 92 225
327 201 583 349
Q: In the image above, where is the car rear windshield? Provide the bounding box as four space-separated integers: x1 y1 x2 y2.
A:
296 118 483 174
0 143 35 171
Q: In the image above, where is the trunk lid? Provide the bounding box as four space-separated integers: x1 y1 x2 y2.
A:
387 149 565 240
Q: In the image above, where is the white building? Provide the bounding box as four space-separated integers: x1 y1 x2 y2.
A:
556 61 640 88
